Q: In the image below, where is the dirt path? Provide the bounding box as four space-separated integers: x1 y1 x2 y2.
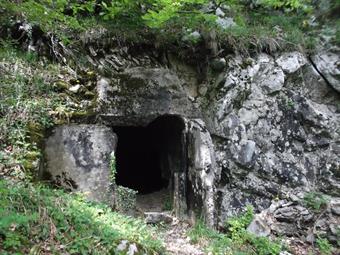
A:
136 190 205 254
136 189 168 213
161 218 205 255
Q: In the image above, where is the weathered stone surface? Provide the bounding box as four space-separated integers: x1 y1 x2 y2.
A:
69 84 81 93
276 52 307 73
116 240 138 255
255 64 285 94
97 77 111 102
274 205 313 223
247 214 271 237
208 53 340 226
144 212 173 224
48 38 340 243
242 195 340 245
44 125 117 203
330 200 340 216
238 140 256 167
97 67 200 126
187 119 218 227
312 50 340 93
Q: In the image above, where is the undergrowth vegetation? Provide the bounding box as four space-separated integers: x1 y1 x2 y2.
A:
316 237 333 255
0 179 164 254
0 40 165 254
188 206 282 255
0 0 339 52
0 40 81 180
303 191 329 212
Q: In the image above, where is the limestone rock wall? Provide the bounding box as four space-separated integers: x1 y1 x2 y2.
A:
186 119 218 227
204 52 339 225
44 40 339 236
44 125 117 203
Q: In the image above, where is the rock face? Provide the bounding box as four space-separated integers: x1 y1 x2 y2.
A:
186 119 218 226
204 52 339 227
97 67 200 126
44 125 117 203
311 49 340 93
45 41 340 245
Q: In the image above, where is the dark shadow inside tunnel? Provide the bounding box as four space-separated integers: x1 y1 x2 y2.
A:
113 115 185 195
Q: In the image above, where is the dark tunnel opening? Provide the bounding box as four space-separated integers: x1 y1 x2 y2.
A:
113 115 186 195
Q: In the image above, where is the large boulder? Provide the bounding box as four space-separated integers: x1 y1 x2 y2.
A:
44 125 117 203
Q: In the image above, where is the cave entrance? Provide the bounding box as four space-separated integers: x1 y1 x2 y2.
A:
113 115 187 213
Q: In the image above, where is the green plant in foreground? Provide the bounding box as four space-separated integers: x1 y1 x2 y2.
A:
188 218 221 244
0 0 316 50
188 206 282 255
115 185 138 215
316 237 333 255
226 205 254 243
0 179 163 254
303 192 329 212
259 0 312 11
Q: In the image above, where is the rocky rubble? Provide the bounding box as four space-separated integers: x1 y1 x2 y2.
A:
247 196 340 245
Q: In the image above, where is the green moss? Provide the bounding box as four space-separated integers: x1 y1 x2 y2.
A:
110 152 117 184
25 151 41 161
27 122 45 145
70 110 96 119
21 160 34 171
115 185 138 215
53 80 70 91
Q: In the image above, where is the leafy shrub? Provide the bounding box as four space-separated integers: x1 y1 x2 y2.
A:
248 235 282 255
0 0 318 51
226 205 254 243
0 0 96 31
259 0 312 11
